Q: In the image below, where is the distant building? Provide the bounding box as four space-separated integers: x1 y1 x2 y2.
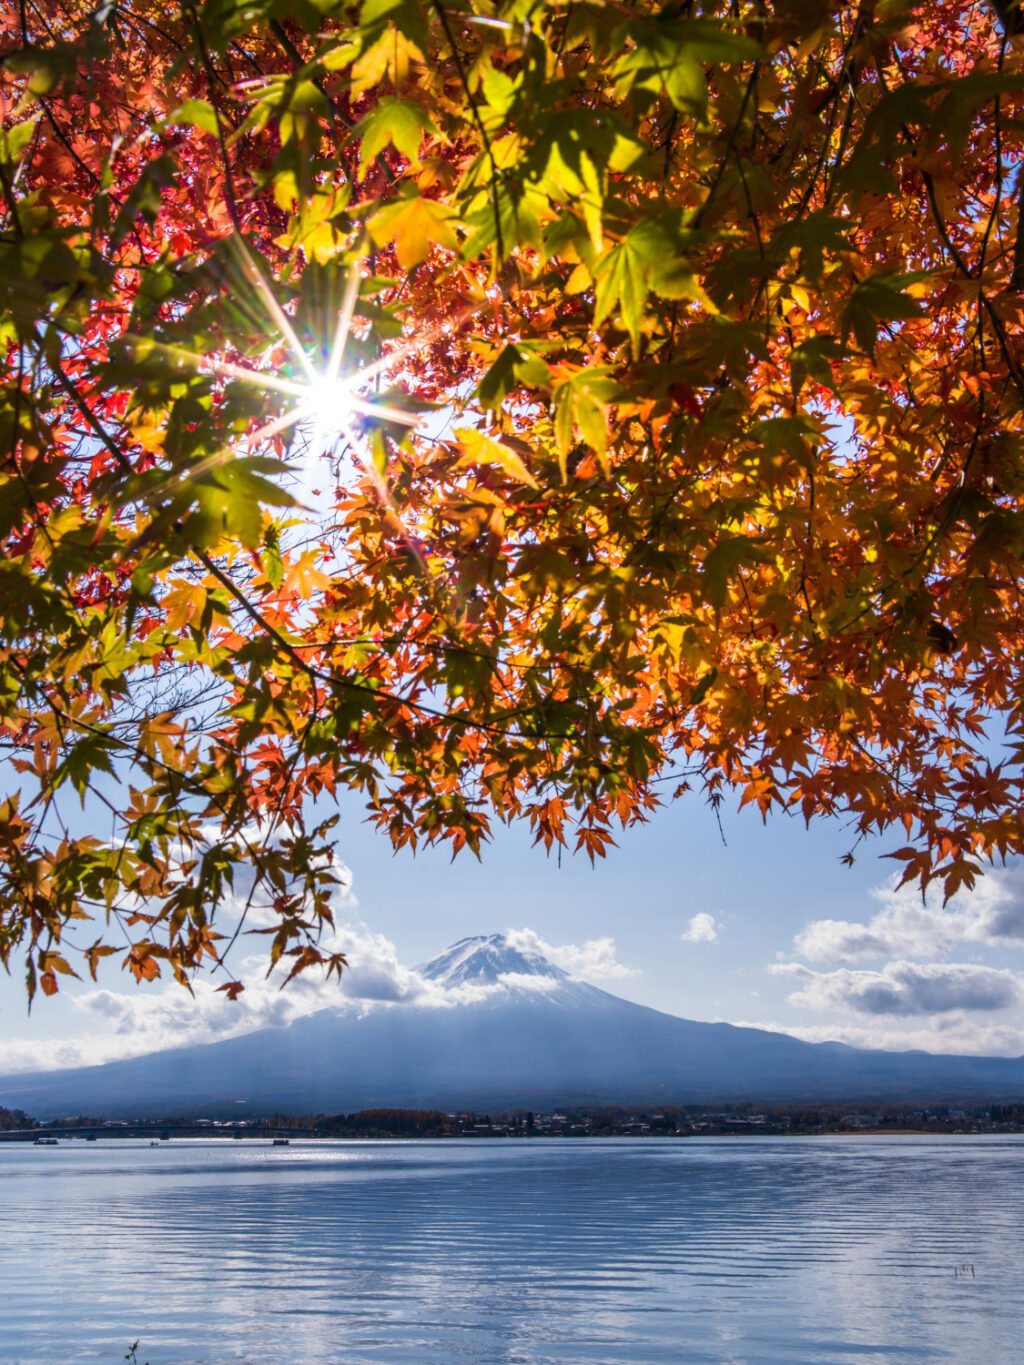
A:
841 1113 879 1129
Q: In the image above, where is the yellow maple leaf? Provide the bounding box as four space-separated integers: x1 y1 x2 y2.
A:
351 30 423 98
130 419 166 455
455 427 539 489
284 552 333 597
161 579 207 632
369 193 456 268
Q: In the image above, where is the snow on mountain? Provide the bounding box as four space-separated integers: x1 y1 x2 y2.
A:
415 933 599 1006
418 933 568 987
4 933 1024 1118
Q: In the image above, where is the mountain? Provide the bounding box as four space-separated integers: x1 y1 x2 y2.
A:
3 933 1024 1118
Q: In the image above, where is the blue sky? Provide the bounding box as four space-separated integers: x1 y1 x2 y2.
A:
4 782 1024 1076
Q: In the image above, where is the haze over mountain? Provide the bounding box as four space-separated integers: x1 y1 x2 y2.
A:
3 934 1024 1118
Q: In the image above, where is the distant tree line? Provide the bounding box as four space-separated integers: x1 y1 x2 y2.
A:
0 1106 37 1131
316 1110 451 1138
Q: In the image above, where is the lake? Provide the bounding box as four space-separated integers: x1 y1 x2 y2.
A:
1 1135 1019 1364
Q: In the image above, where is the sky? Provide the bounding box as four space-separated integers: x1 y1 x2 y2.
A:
4 781 1024 1076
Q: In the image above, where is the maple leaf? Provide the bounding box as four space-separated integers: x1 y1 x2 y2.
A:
369 190 456 267
455 427 539 488
354 97 438 173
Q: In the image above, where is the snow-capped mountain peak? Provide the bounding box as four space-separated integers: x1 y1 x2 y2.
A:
417 933 568 988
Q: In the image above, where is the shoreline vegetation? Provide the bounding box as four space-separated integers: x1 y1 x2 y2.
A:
3 1102 1024 1141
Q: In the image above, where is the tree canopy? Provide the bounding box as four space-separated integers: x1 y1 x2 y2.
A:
2 0 1024 1001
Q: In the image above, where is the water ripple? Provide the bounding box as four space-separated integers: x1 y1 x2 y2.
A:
1 1136 1021 1364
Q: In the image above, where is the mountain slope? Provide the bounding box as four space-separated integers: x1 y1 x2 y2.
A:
3 934 1024 1117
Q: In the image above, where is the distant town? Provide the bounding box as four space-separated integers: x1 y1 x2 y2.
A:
3 1101 1024 1141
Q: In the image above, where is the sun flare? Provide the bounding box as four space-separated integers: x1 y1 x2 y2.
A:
134 240 445 512
299 375 358 451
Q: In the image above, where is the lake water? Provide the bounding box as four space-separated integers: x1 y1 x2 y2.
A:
1 1135 1020 1364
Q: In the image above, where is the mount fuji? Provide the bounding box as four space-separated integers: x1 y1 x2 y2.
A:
4 933 1024 1117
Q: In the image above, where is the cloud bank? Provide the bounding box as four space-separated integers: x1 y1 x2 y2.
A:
504 928 639 980
731 1015 1024 1058
794 868 1024 964
772 960 1023 1017
766 867 1024 1050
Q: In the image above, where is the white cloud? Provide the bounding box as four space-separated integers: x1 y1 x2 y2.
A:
755 867 1024 1057
0 918 439 1075
772 960 1023 1017
503 928 639 980
497 972 560 994
729 1015 1024 1058
794 866 1024 964
680 913 718 944
336 929 429 1003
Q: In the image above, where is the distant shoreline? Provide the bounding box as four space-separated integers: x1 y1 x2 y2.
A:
4 1099 1021 1142
1 1128 1017 1145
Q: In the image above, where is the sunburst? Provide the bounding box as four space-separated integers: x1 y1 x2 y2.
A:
133 237 447 512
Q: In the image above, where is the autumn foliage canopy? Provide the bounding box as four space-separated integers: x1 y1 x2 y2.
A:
2 0 1024 1000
